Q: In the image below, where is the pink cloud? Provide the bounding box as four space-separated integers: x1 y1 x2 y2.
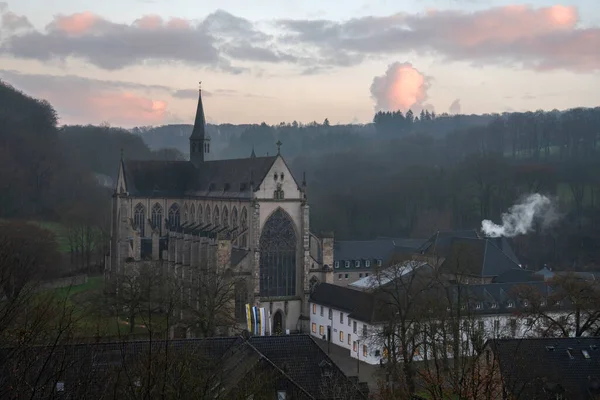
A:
134 14 164 30
53 11 101 35
86 92 167 126
370 62 433 112
423 5 578 47
280 4 600 73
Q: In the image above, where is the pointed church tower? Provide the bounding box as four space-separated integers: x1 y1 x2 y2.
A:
190 83 210 167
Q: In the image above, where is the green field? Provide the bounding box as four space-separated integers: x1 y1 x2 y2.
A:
45 275 171 339
36 221 71 253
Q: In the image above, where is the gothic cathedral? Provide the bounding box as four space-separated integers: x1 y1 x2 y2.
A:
107 87 334 335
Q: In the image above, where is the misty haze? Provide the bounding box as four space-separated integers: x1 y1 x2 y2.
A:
1 0 600 399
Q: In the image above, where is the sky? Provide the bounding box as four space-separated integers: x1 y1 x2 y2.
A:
0 0 598 127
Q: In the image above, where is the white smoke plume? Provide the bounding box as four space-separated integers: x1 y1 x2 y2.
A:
481 193 559 238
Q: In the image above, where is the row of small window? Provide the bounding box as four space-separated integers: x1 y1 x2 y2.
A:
337 273 370 280
311 304 368 336
311 323 369 357
334 260 382 269
467 299 551 311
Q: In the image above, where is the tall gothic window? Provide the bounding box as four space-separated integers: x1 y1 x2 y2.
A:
240 207 248 248
234 280 248 322
231 207 239 242
168 203 180 229
206 205 211 226
190 204 196 224
151 203 163 234
198 204 203 224
259 208 296 297
222 206 229 228
183 204 189 223
134 203 146 236
213 206 220 226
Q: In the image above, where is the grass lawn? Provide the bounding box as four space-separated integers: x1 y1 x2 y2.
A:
46 276 170 339
36 221 70 253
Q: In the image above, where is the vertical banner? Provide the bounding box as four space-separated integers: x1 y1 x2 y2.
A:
260 308 266 336
253 306 259 335
267 309 272 336
258 307 263 336
246 304 252 332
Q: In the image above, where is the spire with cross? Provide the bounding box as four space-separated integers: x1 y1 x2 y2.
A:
276 140 282 155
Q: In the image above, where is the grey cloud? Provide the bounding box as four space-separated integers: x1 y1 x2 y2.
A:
0 8 294 72
0 70 179 126
172 89 203 99
1 11 33 32
0 2 6 12
275 6 600 73
2 22 220 70
0 69 173 92
449 99 461 114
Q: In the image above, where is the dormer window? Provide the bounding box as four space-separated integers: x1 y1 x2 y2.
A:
377 259 382 267
475 303 482 310
491 302 498 309
540 300 547 307
355 260 360 268
507 301 514 308
334 261 339 269
345 261 350 268
365 260 371 268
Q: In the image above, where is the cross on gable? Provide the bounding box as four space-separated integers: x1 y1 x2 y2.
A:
276 140 282 154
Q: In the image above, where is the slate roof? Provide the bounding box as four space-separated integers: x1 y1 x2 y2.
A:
445 281 555 315
310 283 390 323
122 155 278 198
0 335 368 400
375 237 427 251
488 337 600 399
493 268 543 283
416 230 480 257
349 261 433 291
439 237 521 278
334 238 423 270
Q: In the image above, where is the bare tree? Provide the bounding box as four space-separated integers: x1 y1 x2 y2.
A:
514 272 600 337
370 261 434 395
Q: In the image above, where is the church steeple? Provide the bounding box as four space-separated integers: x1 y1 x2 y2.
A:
190 82 210 167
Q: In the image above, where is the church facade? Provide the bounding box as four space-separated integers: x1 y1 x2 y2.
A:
107 88 333 335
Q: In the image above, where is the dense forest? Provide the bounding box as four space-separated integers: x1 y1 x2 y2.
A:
2 78 599 271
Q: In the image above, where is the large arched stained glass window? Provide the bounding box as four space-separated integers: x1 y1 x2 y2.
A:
134 203 146 236
190 204 195 224
231 207 239 242
222 206 229 228
151 203 163 234
198 204 203 224
213 206 220 226
168 203 180 229
240 207 248 248
259 208 297 297
183 204 189 223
